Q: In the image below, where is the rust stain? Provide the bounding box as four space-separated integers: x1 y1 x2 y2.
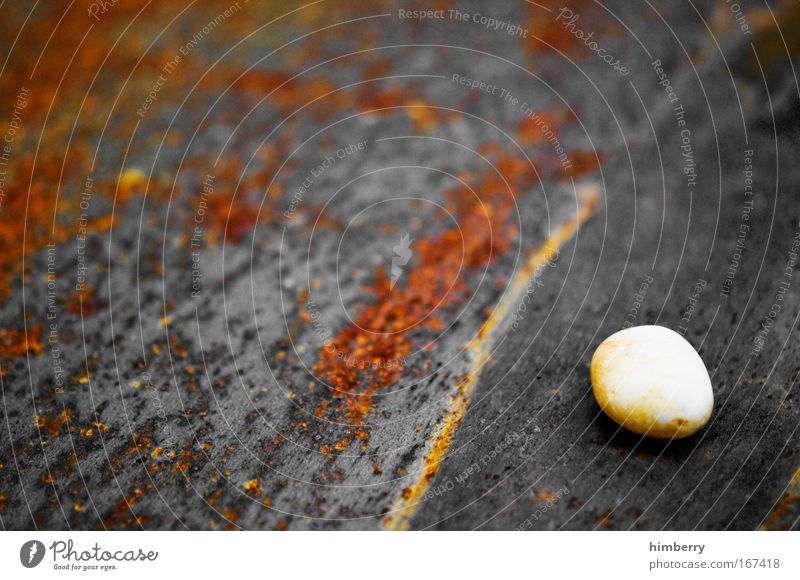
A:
760 467 800 530
312 157 528 432
383 184 600 530
0 326 44 358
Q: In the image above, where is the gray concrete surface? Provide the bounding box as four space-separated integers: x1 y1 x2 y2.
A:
0 0 798 530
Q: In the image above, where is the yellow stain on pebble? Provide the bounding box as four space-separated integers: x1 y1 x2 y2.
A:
591 325 713 439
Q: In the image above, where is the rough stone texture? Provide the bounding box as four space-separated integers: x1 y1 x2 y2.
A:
0 0 798 530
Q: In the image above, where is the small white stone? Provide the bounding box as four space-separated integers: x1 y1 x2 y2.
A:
590 325 713 439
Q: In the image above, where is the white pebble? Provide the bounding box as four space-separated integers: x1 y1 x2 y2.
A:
590 325 713 439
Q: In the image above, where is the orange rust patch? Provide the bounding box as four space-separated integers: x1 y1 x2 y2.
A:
597 508 614 528
559 149 607 182
384 185 600 530
313 153 545 435
0 326 43 358
523 0 625 59
34 408 73 438
244 479 263 497
104 484 151 529
531 489 559 503
761 468 800 530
